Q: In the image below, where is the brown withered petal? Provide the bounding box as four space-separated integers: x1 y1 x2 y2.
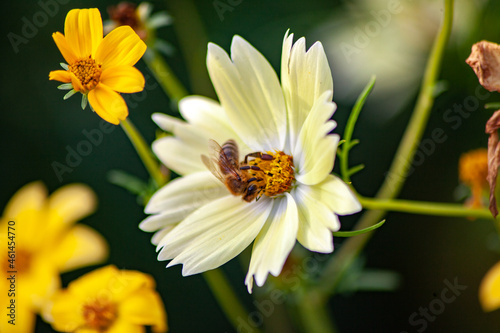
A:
486 110 500 217
466 41 500 93
107 2 147 40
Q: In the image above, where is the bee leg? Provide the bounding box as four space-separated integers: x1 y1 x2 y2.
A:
247 177 263 183
260 154 273 161
240 165 261 171
243 152 262 164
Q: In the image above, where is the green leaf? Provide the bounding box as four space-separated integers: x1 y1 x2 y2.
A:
332 219 385 237
107 170 149 196
347 139 360 149
432 80 448 98
347 164 365 177
339 76 376 183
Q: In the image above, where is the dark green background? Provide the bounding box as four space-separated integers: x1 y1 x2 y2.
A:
2 0 500 332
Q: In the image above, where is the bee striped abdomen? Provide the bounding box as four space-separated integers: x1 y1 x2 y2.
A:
220 139 240 171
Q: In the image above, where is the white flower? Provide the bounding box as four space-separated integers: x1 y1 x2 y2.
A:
140 31 361 293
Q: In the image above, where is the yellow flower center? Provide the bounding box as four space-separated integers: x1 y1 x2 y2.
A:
244 151 295 198
69 56 102 93
82 299 117 331
3 249 31 275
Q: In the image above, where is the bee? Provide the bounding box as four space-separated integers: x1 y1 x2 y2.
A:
201 139 265 202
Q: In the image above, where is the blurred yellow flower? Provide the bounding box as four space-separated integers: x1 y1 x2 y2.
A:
459 148 488 209
479 261 500 312
46 265 167 333
0 182 108 333
49 8 147 125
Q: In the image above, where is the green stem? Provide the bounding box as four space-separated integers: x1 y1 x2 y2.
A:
317 0 455 298
359 196 493 219
296 291 337 333
203 269 262 333
120 118 164 188
143 49 188 103
166 0 215 98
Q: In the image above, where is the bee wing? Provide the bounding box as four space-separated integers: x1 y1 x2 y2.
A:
201 153 226 183
202 139 241 182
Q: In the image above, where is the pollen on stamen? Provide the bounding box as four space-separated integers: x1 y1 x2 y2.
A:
246 151 295 198
69 56 102 93
82 299 117 331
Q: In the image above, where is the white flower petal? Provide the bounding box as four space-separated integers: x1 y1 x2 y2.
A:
178 96 251 152
152 113 208 150
139 209 186 232
281 31 334 148
315 175 362 215
245 193 298 293
151 226 175 246
152 137 206 175
145 171 228 214
152 112 182 132
293 185 340 253
158 196 273 275
207 37 287 151
294 90 338 185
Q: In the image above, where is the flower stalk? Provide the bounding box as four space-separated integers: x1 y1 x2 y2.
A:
120 118 165 188
296 290 337 333
317 0 455 298
359 196 493 219
203 269 262 333
143 49 189 103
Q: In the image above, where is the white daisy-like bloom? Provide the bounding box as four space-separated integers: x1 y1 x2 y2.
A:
139 31 362 293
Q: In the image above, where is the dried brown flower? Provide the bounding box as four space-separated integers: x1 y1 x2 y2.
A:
466 41 500 217
466 41 500 93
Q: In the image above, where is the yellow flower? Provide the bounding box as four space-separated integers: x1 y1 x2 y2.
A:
0 182 108 333
479 261 500 312
49 8 147 125
458 148 488 208
46 265 167 333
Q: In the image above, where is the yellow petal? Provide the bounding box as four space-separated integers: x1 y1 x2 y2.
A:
1 182 48 248
107 318 144 333
0 299 36 333
54 224 108 272
2 181 46 220
49 289 86 332
119 289 167 332
101 66 145 93
66 265 118 299
49 70 71 83
480 261 500 311
77 329 101 333
65 8 103 58
67 266 156 302
95 26 146 69
70 71 85 93
52 32 77 64
109 270 156 302
47 183 97 228
88 84 128 124
21 256 60 310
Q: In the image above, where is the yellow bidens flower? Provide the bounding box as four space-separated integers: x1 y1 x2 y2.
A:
479 261 500 312
0 182 108 333
459 148 488 208
49 8 147 125
46 265 167 333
